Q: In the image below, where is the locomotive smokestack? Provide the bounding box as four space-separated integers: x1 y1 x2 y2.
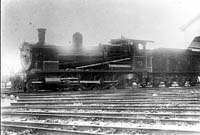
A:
37 28 46 44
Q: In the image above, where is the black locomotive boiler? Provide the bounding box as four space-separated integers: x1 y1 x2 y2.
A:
18 28 200 92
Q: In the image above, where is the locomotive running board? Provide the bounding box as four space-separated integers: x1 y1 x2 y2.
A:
71 80 117 84
60 77 79 80
45 77 116 84
104 80 118 83
80 80 100 84
109 64 132 68
76 57 131 69
65 80 100 84
31 81 43 84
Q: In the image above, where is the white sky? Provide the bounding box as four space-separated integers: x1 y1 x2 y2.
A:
1 0 200 75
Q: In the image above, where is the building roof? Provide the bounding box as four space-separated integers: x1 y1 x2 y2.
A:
110 38 154 45
188 36 200 51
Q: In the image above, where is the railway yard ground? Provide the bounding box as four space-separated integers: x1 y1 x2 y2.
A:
1 86 200 135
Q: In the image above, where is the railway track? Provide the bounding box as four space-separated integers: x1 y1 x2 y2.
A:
1 87 200 135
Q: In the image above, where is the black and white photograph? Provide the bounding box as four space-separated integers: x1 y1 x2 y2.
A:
1 0 200 134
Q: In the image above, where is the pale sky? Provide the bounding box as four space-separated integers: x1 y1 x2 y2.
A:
1 0 200 75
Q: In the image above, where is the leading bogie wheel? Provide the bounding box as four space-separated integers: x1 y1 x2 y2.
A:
25 80 37 93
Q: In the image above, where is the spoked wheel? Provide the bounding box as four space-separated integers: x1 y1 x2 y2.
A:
92 84 101 90
109 84 117 90
25 79 38 93
78 84 87 91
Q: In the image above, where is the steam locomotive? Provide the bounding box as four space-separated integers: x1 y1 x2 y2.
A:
18 28 200 92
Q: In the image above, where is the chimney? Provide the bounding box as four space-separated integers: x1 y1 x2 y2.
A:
37 28 46 44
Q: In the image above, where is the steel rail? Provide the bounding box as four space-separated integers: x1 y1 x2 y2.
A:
17 91 200 97
1 124 102 135
16 89 200 96
15 87 200 96
2 112 200 124
3 105 200 111
10 101 200 106
16 98 199 103
2 111 200 118
2 121 200 135
16 94 200 99
16 97 200 102
17 94 200 99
